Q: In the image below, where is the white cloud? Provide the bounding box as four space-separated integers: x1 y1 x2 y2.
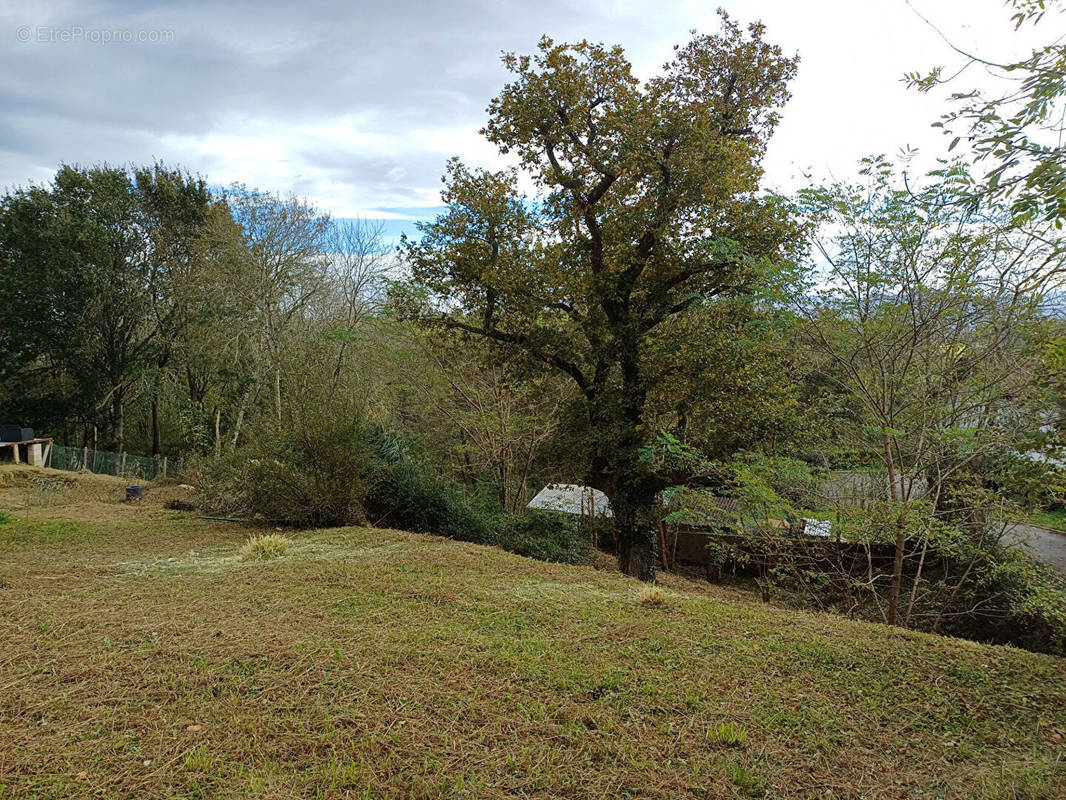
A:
1 0 1053 218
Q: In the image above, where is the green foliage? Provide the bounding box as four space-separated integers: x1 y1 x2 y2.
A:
907 1 1066 223
724 761 765 797
638 432 710 475
201 412 371 528
403 18 802 579
366 430 501 545
686 451 1066 655
939 547 1066 655
499 510 589 565
708 721 749 747
366 431 589 564
731 453 826 507
643 302 813 460
0 164 217 448
796 155 1062 626
986 450 1066 511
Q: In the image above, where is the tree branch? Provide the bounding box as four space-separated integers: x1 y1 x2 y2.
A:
435 316 591 394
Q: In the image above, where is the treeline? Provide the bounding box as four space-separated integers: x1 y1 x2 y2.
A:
0 162 579 513
0 164 381 457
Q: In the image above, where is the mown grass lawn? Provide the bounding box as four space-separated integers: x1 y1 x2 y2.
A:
0 466 1064 799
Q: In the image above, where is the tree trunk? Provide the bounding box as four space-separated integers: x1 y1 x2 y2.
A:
882 428 905 627
274 368 283 421
605 320 660 580
616 521 658 580
111 391 125 452
230 385 254 451
151 396 160 456
887 512 907 627
610 472 659 581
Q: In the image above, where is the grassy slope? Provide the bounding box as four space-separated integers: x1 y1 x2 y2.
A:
1030 508 1066 533
0 466 1064 800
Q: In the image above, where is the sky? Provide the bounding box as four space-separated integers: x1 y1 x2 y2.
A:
1 0 1054 238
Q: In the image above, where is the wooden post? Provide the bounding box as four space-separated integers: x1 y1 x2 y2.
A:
11 443 19 464
42 440 52 468
161 456 168 479
120 451 127 476
82 446 89 471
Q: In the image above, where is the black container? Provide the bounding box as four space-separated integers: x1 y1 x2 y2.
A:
19 427 33 441
125 485 143 502
0 425 22 442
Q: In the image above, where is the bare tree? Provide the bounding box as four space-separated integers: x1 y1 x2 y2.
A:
798 156 1065 626
224 186 331 426
323 218 392 320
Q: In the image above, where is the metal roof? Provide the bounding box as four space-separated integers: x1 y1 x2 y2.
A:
527 483 613 517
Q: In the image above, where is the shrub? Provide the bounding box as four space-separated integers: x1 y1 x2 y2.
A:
733 452 826 507
240 534 292 560
497 510 589 565
200 412 370 528
936 547 1066 656
208 426 592 566
366 433 500 544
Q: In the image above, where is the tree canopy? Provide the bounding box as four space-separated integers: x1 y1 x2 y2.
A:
404 15 800 577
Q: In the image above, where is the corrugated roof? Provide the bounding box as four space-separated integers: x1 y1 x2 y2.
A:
527 483 613 517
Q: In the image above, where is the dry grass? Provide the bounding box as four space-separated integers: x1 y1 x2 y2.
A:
239 533 292 560
636 584 667 607
0 464 1064 799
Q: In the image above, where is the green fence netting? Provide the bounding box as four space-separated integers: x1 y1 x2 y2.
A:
47 444 182 481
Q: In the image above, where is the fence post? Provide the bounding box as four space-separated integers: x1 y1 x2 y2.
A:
162 456 168 479
82 446 88 471
120 451 127 476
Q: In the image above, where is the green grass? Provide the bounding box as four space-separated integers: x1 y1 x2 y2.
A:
1 468 1065 799
1030 508 1066 532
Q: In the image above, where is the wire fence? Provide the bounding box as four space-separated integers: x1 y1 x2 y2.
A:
47 444 181 481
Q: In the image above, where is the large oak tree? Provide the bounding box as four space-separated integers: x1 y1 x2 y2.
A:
404 15 799 579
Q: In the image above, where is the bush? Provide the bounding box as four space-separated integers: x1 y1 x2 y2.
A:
366 431 589 564
205 426 591 566
498 510 589 565
240 534 292 560
937 547 1066 656
200 413 370 528
365 431 500 544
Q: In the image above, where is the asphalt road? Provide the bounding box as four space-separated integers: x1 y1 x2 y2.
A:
1004 523 1066 573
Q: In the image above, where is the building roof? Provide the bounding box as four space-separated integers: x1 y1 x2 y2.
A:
660 492 742 528
527 483 613 517
526 484 832 538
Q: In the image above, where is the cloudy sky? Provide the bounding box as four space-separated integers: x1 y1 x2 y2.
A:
1 0 1049 236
